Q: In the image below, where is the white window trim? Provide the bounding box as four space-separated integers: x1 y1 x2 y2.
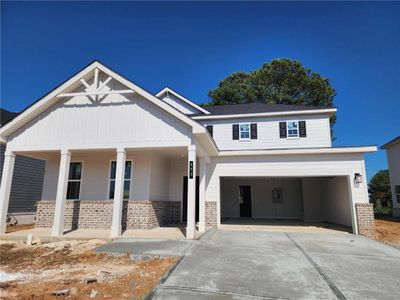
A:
67 161 83 200
107 160 133 200
239 123 251 141
286 120 299 139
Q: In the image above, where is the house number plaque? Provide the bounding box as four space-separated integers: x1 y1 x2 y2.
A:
189 161 193 179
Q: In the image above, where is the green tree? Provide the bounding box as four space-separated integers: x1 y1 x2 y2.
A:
368 169 392 215
207 59 337 128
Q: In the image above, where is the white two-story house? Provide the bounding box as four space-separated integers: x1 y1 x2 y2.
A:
0 61 377 239
382 137 400 217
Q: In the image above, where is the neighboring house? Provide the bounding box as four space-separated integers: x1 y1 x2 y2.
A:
0 61 377 238
0 108 45 224
382 136 400 217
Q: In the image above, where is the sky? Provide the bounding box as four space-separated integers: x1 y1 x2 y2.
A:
1 1 399 180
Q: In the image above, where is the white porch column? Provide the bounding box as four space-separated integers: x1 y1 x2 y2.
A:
186 145 197 239
0 151 16 234
199 157 206 233
111 148 126 237
51 149 71 236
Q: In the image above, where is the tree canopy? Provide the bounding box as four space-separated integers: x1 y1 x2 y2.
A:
207 59 337 127
368 169 392 215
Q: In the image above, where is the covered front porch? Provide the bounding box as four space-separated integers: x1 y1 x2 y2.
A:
0 145 210 239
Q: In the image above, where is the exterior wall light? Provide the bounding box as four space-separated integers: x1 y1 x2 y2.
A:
354 173 363 184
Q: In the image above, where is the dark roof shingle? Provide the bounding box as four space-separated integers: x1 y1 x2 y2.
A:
0 108 18 127
198 103 332 116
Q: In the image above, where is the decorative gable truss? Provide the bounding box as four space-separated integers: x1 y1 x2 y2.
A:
57 68 135 102
0 61 216 148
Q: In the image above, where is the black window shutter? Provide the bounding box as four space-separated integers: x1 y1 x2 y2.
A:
299 121 306 137
206 125 213 137
279 122 287 138
232 124 239 140
251 123 257 139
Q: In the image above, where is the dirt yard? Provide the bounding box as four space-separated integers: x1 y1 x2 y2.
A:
0 239 178 299
374 216 400 249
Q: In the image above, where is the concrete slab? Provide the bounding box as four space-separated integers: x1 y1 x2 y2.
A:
0 226 189 242
95 239 192 257
311 252 400 300
221 220 350 234
287 232 400 257
151 230 400 300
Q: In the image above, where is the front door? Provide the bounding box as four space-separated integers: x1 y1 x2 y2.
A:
182 176 200 222
239 185 252 217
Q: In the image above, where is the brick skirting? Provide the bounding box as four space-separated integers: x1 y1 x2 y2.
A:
355 203 376 238
205 201 217 227
36 200 181 230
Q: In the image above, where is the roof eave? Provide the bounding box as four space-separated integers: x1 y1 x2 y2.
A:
381 136 400 149
191 108 337 120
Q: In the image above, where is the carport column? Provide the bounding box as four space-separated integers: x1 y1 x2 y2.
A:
0 151 16 234
110 148 126 237
186 145 197 239
51 149 71 236
199 157 206 233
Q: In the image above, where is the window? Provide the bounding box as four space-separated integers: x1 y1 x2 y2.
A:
109 161 132 199
239 123 250 140
396 185 400 203
287 121 299 138
67 162 82 199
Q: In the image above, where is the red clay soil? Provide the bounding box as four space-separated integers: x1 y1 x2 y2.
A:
0 240 178 300
374 217 400 243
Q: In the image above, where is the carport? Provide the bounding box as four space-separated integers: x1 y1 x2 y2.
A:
220 176 354 233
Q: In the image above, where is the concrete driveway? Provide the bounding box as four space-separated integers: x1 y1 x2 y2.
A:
97 230 400 299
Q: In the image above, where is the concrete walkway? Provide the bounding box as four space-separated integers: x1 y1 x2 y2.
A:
98 229 400 300
0 227 193 242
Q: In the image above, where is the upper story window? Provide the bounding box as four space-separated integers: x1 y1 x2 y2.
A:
287 121 299 138
239 123 250 140
67 162 82 199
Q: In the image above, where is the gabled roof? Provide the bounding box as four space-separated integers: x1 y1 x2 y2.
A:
381 136 400 149
155 87 210 115
0 108 18 127
0 61 207 140
191 103 337 120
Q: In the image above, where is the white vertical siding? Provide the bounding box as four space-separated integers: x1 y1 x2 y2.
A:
7 90 192 150
199 114 331 150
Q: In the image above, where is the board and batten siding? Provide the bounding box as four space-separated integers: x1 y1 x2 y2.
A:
7 89 192 151
199 114 331 150
0 144 45 213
